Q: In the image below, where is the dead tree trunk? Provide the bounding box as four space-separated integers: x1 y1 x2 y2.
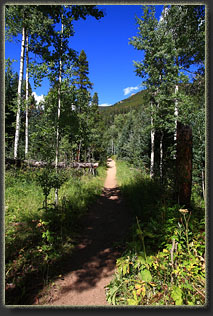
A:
176 121 192 208
5 158 99 170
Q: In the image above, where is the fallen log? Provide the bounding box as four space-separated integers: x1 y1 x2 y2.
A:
71 162 99 169
5 158 99 169
5 158 49 168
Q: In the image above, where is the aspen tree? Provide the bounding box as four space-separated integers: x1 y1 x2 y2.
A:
55 18 63 206
25 31 29 158
14 25 25 159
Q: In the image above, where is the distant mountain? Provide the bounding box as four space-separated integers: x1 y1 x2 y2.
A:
99 89 147 115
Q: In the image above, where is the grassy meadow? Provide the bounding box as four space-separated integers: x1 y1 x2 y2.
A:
5 165 106 304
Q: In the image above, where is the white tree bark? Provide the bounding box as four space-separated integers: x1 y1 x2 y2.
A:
201 168 205 202
160 132 163 181
174 84 179 159
150 101 155 179
14 26 26 159
77 140 82 162
25 31 29 158
55 20 63 206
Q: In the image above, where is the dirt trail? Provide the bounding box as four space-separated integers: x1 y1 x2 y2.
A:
38 159 131 306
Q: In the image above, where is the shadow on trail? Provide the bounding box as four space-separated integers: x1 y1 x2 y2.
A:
44 186 132 304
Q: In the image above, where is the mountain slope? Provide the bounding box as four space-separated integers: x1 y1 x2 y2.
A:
99 89 148 115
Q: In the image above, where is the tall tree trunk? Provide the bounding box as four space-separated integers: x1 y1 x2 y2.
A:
88 147 91 163
84 149 87 163
55 20 63 206
160 131 163 182
176 121 192 208
174 84 179 159
25 31 29 159
77 140 82 162
201 168 205 202
150 101 155 179
14 26 26 159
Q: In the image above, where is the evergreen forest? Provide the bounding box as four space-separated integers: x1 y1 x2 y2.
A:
4 4 206 306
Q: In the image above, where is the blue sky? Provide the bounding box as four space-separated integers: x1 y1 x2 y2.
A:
5 5 164 106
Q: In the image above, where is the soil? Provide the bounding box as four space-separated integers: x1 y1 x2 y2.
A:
37 159 132 306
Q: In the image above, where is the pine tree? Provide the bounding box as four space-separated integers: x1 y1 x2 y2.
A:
87 92 103 161
74 50 93 161
74 50 93 91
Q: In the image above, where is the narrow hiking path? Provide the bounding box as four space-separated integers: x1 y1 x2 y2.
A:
37 159 132 306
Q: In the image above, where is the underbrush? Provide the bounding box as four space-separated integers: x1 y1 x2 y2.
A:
5 166 106 304
105 160 206 306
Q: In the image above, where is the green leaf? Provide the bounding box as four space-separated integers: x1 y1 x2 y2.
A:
137 254 146 265
140 269 152 282
171 286 183 305
108 285 119 305
127 298 138 305
144 231 155 238
146 256 153 265
122 263 127 276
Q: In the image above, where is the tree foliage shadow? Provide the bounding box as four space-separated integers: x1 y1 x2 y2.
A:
5 170 204 305
118 174 205 257
48 186 132 303
5 186 132 305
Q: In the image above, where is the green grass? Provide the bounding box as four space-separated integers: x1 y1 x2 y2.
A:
5 166 106 304
106 159 206 306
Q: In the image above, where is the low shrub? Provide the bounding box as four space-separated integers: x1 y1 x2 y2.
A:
105 160 205 306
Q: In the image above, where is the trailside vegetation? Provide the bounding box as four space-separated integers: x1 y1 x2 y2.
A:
5 4 205 306
5 166 106 304
5 4 106 304
104 4 205 306
105 160 205 305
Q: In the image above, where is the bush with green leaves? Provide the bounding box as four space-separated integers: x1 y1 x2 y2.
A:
105 159 205 306
106 213 205 306
36 167 68 208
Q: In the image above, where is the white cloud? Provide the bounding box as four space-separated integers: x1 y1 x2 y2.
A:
99 103 112 107
32 92 45 104
123 85 140 96
159 7 169 23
